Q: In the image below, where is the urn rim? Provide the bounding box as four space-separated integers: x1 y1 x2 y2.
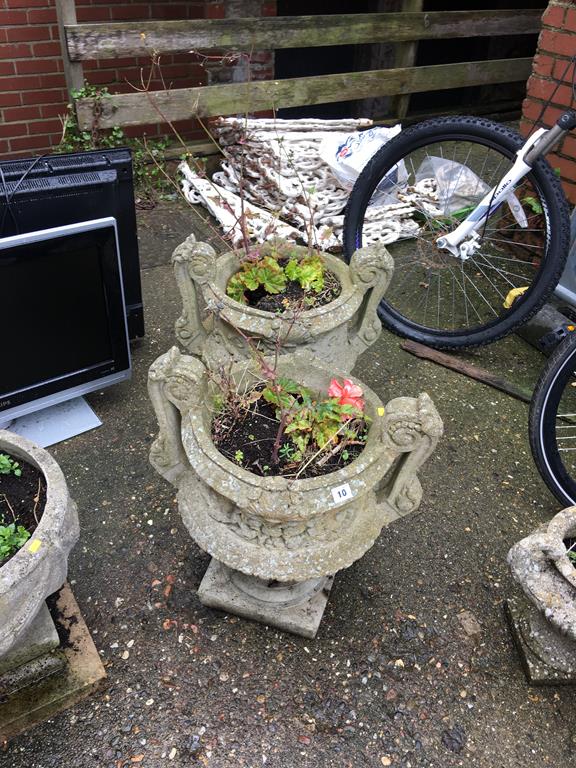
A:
0 430 71 583
205 246 362 323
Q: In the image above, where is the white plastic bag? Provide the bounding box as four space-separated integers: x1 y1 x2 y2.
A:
416 156 528 227
319 126 406 203
416 156 489 214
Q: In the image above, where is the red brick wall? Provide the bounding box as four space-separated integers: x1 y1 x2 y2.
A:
0 0 276 158
522 0 576 204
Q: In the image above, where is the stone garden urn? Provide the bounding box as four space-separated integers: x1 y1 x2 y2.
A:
507 506 576 683
172 236 393 372
148 347 443 637
0 431 79 660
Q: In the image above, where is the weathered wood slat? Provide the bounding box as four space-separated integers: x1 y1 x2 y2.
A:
55 0 84 96
392 0 424 120
75 57 533 130
65 10 542 61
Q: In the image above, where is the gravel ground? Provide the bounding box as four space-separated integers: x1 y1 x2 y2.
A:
3 201 576 768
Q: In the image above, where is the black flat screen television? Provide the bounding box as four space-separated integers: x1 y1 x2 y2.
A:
0 217 131 425
0 148 144 339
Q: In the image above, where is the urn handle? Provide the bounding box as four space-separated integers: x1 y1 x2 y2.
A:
172 235 217 354
148 347 207 485
378 393 443 517
348 245 394 352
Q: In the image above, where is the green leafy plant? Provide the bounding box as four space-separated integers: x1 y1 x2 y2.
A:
284 253 324 292
278 442 296 460
0 453 21 477
227 255 287 303
226 252 326 304
522 195 543 215
60 84 124 154
260 376 367 464
212 370 369 476
0 523 31 563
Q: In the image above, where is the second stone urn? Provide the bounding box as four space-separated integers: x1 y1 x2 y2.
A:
507 506 576 683
172 236 393 372
148 348 443 637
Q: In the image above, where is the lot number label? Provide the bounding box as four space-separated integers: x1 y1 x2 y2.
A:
331 482 353 503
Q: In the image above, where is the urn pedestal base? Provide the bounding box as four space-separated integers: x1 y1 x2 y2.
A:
0 584 106 742
0 603 60 678
0 604 65 700
198 559 334 639
506 597 576 685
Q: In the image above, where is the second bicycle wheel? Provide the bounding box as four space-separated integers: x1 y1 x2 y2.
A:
530 332 576 506
343 116 570 349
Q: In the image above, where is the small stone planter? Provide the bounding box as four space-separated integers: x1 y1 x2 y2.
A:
507 506 576 683
0 431 79 660
172 236 393 372
148 348 442 636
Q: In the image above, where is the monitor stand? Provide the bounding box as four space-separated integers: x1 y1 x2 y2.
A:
6 397 102 448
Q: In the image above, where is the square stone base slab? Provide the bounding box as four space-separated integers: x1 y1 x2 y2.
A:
506 598 576 685
0 583 107 742
198 559 334 639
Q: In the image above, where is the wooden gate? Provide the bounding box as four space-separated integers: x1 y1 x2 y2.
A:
55 3 542 132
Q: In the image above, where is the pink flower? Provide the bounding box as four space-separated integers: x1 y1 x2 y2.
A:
328 378 365 417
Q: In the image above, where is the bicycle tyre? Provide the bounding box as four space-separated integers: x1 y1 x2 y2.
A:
530 332 576 506
343 116 571 349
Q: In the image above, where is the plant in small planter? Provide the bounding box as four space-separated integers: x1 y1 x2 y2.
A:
225 246 339 313
172 235 394 373
212 370 369 479
148 347 442 637
0 451 41 565
507 505 576 683
0 431 79 660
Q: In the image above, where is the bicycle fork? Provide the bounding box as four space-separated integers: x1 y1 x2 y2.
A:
436 110 576 261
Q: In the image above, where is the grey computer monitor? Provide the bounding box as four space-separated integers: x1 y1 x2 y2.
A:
0 217 131 425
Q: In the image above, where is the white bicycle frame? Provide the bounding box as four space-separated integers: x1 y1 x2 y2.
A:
435 127 549 259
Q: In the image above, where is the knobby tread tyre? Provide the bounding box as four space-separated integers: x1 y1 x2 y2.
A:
529 332 576 506
343 116 571 349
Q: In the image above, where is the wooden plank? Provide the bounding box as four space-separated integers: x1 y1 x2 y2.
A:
64 10 542 61
392 0 424 120
76 57 533 130
400 340 533 404
55 0 84 96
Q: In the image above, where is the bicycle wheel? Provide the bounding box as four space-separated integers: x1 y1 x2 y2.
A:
343 116 570 349
530 332 576 506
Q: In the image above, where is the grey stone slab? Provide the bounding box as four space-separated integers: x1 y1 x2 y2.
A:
0 604 59 676
506 598 576 685
198 559 334 639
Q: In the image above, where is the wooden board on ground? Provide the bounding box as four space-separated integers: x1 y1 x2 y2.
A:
401 339 533 403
